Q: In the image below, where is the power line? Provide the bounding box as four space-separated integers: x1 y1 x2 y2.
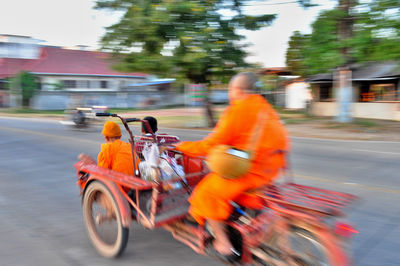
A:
220 1 301 8
246 1 299 6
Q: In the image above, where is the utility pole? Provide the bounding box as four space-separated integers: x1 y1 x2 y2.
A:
336 0 355 123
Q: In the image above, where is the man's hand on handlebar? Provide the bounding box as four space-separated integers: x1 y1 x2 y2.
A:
158 144 177 155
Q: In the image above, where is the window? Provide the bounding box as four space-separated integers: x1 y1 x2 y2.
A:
0 80 6 90
319 84 331 101
90 80 100 89
77 80 89 89
63 80 76 88
101 80 108 89
370 84 397 101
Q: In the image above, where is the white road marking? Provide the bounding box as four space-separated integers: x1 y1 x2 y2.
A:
351 149 400 156
0 126 100 145
295 173 400 194
59 121 75 125
291 136 400 144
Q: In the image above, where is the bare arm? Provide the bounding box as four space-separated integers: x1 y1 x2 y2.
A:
78 153 97 165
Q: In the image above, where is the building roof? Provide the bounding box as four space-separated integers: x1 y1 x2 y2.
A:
127 78 176 87
306 73 333 83
352 61 400 80
259 67 292 76
307 61 400 83
0 58 35 78
0 46 148 79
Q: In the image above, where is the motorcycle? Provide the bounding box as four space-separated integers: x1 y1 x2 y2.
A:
62 106 108 128
74 112 358 265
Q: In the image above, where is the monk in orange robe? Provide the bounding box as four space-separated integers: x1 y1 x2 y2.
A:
78 121 134 217
174 72 289 258
79 121 134 176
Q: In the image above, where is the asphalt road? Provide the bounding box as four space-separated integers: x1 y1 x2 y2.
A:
0 117 399 266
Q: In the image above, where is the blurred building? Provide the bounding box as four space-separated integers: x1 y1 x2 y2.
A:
0 34 178 109
0 34 150 91
308 61 400 120
259 67 311 109
284 80 311 109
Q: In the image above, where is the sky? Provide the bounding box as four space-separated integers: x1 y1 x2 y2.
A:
0 0 336 68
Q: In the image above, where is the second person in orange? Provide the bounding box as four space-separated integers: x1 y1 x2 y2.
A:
78 120 134 176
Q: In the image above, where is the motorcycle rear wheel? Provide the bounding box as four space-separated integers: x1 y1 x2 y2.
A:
82 181 129 258
287 227 329 266
252 226 330 266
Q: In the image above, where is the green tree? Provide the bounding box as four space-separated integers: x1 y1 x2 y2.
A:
286 9 350 76
287 0 400 76
10 72 39 107
285 31 308 76
352 0 400 62
95 0 276 84
304 9 346 75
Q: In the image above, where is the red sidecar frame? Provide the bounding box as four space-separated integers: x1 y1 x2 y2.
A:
75 151 207 229
75 113 357 264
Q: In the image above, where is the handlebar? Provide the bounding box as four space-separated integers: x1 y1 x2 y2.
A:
125 118 141 123
96 113 142 124
96 112 113 117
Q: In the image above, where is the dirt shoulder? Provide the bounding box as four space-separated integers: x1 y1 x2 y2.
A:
285 120 400 141
1 107 399 141
121 107 400 141
144 107 400 141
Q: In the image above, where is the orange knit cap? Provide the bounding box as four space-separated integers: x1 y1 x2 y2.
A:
102 121 121 137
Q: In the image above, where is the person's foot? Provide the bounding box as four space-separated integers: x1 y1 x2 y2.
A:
213 239 233 255
205 239 241 263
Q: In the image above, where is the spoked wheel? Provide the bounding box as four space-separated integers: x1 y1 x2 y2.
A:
252 227 330 266
82 181 129 258
286 227 329 266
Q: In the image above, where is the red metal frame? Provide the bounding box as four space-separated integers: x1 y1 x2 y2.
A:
75 113 357 265
75 150 207 227
260 183 357 217
76 157 356 265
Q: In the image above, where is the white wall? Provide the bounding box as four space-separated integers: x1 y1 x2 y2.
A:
353 102 400 121
311 102 338 117
39 75 147 91
285 82 311 109
311 101 400 121
30 90 185 110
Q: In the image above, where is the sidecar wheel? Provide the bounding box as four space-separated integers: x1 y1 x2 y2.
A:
83 181 129 258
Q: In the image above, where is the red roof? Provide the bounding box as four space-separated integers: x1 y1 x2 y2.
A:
0 46 148 78
0 58 35 78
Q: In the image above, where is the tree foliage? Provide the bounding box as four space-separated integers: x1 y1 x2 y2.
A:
286 0 400 76
10 71 39 107
285 31 308 76
352 0 400 62
95 0 276 84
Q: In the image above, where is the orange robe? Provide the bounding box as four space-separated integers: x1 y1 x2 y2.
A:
98 139 134 176
176 95 289 224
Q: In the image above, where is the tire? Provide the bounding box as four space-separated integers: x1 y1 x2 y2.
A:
287 227 330 266
252 226 330 266
82 181 129 258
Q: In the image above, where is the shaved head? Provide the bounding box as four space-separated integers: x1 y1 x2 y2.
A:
228 72 259 102
231 72 258 92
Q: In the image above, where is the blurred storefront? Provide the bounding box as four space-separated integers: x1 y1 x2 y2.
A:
308 61 400 120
